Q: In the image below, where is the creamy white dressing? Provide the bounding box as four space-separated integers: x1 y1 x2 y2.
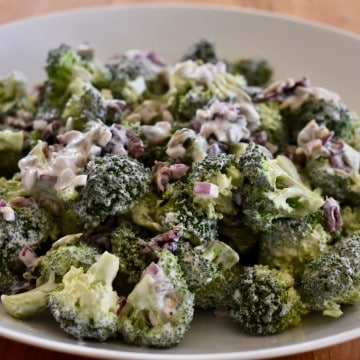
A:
141 121 172 144
166 128 207 161
172 60 227 86
18 124 112 192
195 100 260 143
281 86 341 110
0 203 15 222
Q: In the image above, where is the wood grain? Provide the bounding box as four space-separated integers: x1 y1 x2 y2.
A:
0 1 360 359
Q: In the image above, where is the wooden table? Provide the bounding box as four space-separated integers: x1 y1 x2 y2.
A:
0 0 360 359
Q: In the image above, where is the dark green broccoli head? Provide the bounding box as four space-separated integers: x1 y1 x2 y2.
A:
109 217 152 285
299 252 360 317
229 58 273 87
61 82 106 130
305 157 360 206
181 38 219 64
282 98 357 145
259 212 332 278
107 50 167 104
159 182 218 245
117 250 194 348
176 240 240 310
37 43 110 122
0 203 59 293
39 242 99 280
333 231 360 275
187 153 242 218
73 154 151 226
239 142 324 232
48 252 120 341
231 265 307 335
256 102 286 148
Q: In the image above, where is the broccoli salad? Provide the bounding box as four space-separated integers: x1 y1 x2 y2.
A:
1 38 360 347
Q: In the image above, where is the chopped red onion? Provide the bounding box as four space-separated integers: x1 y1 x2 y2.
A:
19 245 38 270
193 182 219 198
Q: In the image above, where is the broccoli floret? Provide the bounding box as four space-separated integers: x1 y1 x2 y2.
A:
0 71 34 117
176 240 240 309
187 153 242 218
109 218 152 285
61 78 106 130
167 60 247 121
297 121 360 206
117 250 194 348
0 129 24 177
299 250 360 318
107 50 168 105
304 157 360 205
342 206 360 234
258 78 358 146
231 265 307 335
283 98 358 145
159 182 219 245
229 58 273 87
73 154 151 226
48 251 120 341
259 212 332 278
1 272 57 319
37 43 110 122
181 38 219 64
333 231 360 274
39 239 99 281
0 202 59 294
256 102 286 149
239 142 324 232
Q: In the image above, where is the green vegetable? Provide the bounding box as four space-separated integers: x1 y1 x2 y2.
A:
118 250 194 348
48 251 120 341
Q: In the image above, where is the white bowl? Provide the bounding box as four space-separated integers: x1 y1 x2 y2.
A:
1 4 360 360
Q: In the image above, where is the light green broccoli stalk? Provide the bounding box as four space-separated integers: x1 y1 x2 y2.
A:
231 265 307 335
118 250 194 348
239 142 324 233
1 273 57 319
48 251 120 341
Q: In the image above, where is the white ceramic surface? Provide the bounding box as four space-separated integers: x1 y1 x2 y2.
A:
1 4 360 359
